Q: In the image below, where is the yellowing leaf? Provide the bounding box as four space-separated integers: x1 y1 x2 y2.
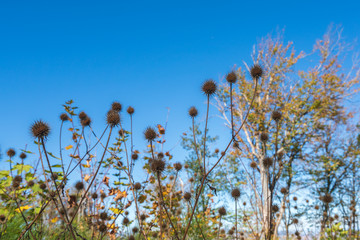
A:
109 207 123 215
51 217 59 223
15 205 32 213
65 145 73 150
84 174 91 182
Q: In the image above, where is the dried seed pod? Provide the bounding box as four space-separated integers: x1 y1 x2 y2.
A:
111 102 122 112
144 127 157 141
188 106 198 118
250 64 264 79
226 71 237 84
231 188 241 200
201 79 217 96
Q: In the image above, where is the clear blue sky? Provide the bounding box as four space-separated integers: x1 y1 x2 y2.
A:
1 0 360 167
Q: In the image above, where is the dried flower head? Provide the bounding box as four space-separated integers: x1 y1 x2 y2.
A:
31 120 51 139
262 157 273 168
78 112 88 120
129 235 135 240
271 111 282 122
293 196 298 201
122 217 130 226
157 152 164 159
183 192 192 201
140 214 146 221
131 153 138 160
60 113 69 121
201 79 217 96
0 214 6 223
272 205 279 213
99 223 107 232
132 227 139 233
188 106 198 118
100 212 108 220
27 180 34 187
260 132 269 142
14 175 22 183
250 161 257 169
320 193 333 204
134 182 142 190
91 193 98 199
51 173 58 181
75 181 84 191
150 159 166 173
226 71 237 84
280 187 288 194
174 162 182 171
40 183 47 190
231 188 241 200
101 192 107 199
144 127 157 141
218 207 227 216
19 152 27 159
12 181 20 188
111 102 122 112
6 148 15 157
127 106 135 115
118 129 125 137
250 64 264 79
107 110 120 127
81 117 91 127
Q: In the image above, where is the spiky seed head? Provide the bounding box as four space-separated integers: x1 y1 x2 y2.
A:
75 181 84 191
280 187 288 194
134 182 142 190
129 235 135 240
184 164 189 169
218 207 227 216
250 64 264 79
0 214 6 222
228 229 234 235
100 192 107 199
14 175 22 183
99 223 107 232
188 106 198 118
78 112 88 120
272 205 279 213
106 110 120 127
12 181 20 188
262 157 273 168
201 79 217 96
250 161 257 169
260 132 269 142
91 193 98 199
100 212 108 220
183 192 192 201
19 152 27 159
150 159 165 173
189 177 194 183
122 217 130 226
271 111 282 122
40 183 47 190
295 230 300 236
131 153 138 160
226 71 237 84
293 218 299 224
231 188 241 200
51 173 58 181
60 113 69 121
27 180 34 187
140 214 146 221
321 193 333 204
111 102 122 112
157 152 164 159
174 162 182 171
80 117 91 127
293 196 298 201
132 227 139 233
6 149 16 157
127 106 135 115
49 191 56 198
144 127 157 141
31 120 51 139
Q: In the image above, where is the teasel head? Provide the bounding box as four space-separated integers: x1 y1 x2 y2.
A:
75 181 84 191
131 153 138 161
271 110 282 122
140 214 146 221
260 132 269 142
106 110 120 127
280 187 288 195
51 173 58 181
188 106 198 118
150 159 166 174
132 227 139 234
14 175 22 183
122 217 130 226
12 181 20 189
226 71 237 84
80 116 91 127
174 162 182 171
78 111 88 120
100 192 107 199
144 127 157 142
250 161 257 169
183 192 192 201
31 120 51 139
320 193 333 204
40 182 47 190
218 207 227 216
19 152 27 160
111 102 122 112
250 64 264 80
129 235 135 240
134 182 142 190
127 106 135 115
157 152 164 159
262 157 273 168
272 205 279 213
99 223 107 232
231 188 241 200
201 79 217 96
60 113 69 122
100 212 108 220
91 193 98 199
27 180 35 187
0 214 6 223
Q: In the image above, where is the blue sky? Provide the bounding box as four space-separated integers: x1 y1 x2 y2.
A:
1 0 360 170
